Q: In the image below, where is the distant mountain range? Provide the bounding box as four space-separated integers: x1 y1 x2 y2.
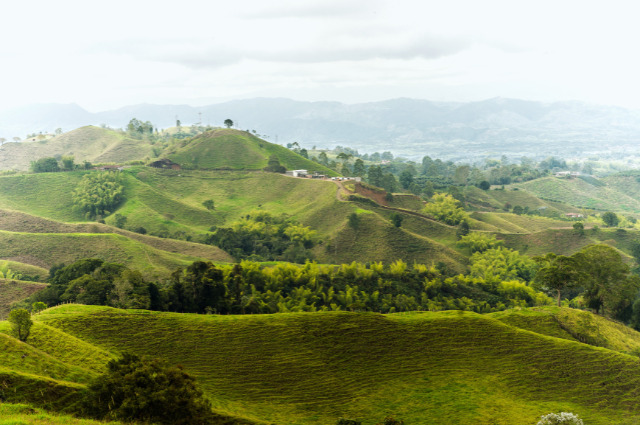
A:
3 97 640 161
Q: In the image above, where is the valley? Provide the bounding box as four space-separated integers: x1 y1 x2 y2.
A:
2 124 640 424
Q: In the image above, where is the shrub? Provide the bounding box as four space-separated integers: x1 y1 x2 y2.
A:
32 302 47 314
336 419 362 425
536 412 584 425
83 353 214 425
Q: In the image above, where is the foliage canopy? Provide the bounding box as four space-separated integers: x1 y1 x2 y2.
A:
84 353 214 425
72 172 125 219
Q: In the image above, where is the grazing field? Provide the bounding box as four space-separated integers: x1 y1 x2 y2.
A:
0 305 636 424
0 403 123 425
0 279 46 318
0 230 217 277
516 176 640 212
167 129 337 175
0 126 154 171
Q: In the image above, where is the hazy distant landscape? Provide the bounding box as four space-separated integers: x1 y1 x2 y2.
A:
4 97 640 163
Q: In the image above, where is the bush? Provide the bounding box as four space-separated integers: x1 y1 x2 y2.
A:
30 157 60 173
83 353 214 425
537 412 584 425
336 419 362 425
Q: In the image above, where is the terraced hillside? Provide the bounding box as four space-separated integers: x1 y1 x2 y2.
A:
0 126 154 171
2 305 640 424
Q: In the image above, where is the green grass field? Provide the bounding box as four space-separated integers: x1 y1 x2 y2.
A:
0 305 638 424
0 403 123 425
0 126 154 172
0 280 46 318
516 176 640 212
167 129 337 175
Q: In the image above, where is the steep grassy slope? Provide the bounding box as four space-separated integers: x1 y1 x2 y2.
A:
0 126 153 171
5 305 636 424
0 230 220 277
0 280 46 318
469 212 568 233
516 176 640 212
490 307 640 354
167 129 337 174
0 208 232 264
318 209 467 272
499 227 638 258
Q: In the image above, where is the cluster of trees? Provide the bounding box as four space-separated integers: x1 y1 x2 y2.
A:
299 142 568 196
30 259 161 310
72 172 125 220
263 155 286 173
18 241 640 330
534 244 640 323
25 251 551 316
83 353 216 425
30 156 91 173
422 193 468 225
126 118 155 137
205 211 316 263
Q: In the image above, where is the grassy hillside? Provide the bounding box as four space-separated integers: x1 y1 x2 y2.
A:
0 403 123 425
167 129 337 175
0 279 46 318
318 208 467 272
0 126 153 171
0 305 635 424
516 176 640 212
0 230 222 277
490 307 640 354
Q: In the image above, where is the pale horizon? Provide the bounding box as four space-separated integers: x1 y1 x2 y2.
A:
3 0 640 112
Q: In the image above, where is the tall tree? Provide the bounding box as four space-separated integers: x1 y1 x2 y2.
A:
8 309 32 342
601 212 619 227
574 244 640 319
534 253 583 307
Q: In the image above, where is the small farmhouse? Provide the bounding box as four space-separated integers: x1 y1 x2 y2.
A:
565 213 584 219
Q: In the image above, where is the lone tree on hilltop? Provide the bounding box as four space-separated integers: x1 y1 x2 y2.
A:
8 308 32 342
224 119 234 128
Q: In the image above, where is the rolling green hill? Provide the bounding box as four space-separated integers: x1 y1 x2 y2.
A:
516 176 640 212
166 129 337 175
0 167 470 272
0 126 154 171
1 305 640 424
0 279 46 318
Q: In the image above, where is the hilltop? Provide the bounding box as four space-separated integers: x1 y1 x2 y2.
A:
165 128 337 174
0 126 154 171
1 305 640 424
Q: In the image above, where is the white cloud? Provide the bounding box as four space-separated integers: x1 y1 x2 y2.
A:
3 0 640 110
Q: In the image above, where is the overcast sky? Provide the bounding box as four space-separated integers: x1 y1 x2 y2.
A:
2 0 640 112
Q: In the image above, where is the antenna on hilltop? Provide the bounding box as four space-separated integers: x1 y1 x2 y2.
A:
198 112 202 126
